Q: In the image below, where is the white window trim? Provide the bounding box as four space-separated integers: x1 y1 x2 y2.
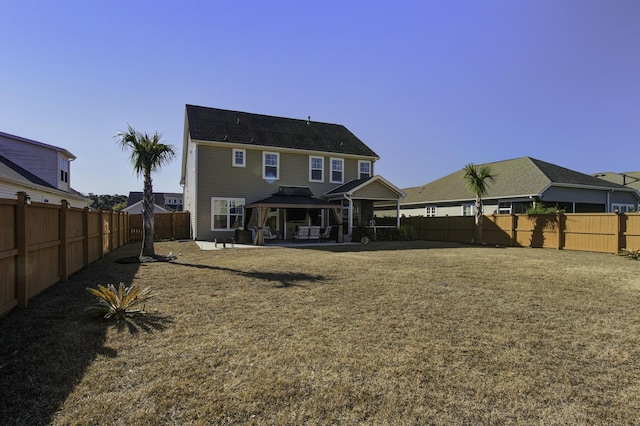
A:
262 151 280 180
462 204 474 216
211 197 245 230
59 155 69 184
425 206 437 217
232 148 246 167
330 157 344 184
309 155 324 182
358 160 371 179
611 203 635 213
498 202 512 214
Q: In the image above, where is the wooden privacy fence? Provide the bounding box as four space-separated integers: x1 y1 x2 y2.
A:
129 211 191 241
0 193 131 317
0 194 191 317
403 213 640 254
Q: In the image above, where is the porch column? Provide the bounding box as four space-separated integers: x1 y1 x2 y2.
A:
348 198 354 238
396 200 401 228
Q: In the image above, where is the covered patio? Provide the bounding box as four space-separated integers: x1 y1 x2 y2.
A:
245 187 343 246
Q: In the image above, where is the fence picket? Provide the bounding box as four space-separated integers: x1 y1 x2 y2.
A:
0 195 191 318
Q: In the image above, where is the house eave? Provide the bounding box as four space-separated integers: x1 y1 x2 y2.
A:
0 176 89 202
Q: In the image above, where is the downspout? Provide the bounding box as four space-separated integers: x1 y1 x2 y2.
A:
396 199 400 228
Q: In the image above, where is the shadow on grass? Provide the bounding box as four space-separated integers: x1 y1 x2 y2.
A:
172 262 326 288
116 312 174 334
0 242 147 425
294 240 467 253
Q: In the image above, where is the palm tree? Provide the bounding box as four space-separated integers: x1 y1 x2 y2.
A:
115 125 176 259
463 163 496 244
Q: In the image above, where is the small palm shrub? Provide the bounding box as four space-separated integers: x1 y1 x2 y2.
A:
86 282 152 322
618 248 640 260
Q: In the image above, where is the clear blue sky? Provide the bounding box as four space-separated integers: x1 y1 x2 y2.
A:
1 1 638 196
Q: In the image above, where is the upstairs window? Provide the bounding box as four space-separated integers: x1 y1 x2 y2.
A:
309 156 324 182
233 148 246 167
263 152 279 180
330 158 344 183
359 161 371 179
59 157 69 183
462 204 474 216
425 206 437 217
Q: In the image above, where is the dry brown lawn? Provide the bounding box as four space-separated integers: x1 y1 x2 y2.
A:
1 240 639 425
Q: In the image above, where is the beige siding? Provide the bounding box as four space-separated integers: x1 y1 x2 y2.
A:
352 180 400 200
192 143 375 239
184 136 198 235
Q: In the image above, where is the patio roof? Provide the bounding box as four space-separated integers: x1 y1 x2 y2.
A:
245 187 341 209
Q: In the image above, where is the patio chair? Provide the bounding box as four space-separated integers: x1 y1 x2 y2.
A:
308 226 321 239
294 226 309 240
320 226 332 239
254 225 278 240
262 226 278 240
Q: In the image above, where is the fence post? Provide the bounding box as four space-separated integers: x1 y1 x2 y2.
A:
172 211 177 240
510 214 517 247
445 215 449 242
98 210 104 258
59 200 69 282
16 192 28 308
109 210 114 253
557 213 564 250
616 212 623 254
83 207 90 267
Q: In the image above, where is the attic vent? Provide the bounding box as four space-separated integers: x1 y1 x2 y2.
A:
237 118 240 125
250 138 254 143
307 116 311 125
340 141 344 147
223 135 228 141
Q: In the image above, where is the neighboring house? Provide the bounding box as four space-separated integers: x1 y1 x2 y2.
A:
124 191 184 213
0 131 90 208
376 157 640 217
592 172 640 209
180 104 405 242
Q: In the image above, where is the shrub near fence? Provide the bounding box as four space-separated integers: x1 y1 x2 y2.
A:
403 212 640 254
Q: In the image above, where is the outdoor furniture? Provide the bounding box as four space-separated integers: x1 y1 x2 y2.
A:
255 226 278 240
320 226 332 239
293 226 309 240
308 227 320 239
294 226 321 240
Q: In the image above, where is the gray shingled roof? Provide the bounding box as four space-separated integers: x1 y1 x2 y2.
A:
186 105 379 158
592 171 640 191
401 157 631 205
325 177 373 195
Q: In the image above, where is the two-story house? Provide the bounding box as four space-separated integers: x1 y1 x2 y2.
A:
180 105 404 243
123 191 184 214
0 131 89 208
